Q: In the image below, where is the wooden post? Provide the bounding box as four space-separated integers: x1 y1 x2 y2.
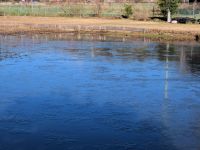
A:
193 0 197 18
96 0 101 17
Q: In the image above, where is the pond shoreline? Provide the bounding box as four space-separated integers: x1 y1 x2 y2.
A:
0 16 200 41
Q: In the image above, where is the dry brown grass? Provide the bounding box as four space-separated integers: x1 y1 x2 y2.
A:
0 16 200 40
0 16 199 31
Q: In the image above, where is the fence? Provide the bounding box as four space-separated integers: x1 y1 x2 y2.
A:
0 2 155 20
177 3 200 19
0 2 200 19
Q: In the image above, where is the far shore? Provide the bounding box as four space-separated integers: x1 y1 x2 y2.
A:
0 16 200 41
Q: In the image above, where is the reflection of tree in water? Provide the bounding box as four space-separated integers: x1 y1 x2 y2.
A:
184 46 200 73
175 44 200 74
1 34 200 75
0 35 44 61
90 44 151 62
0 48 18 61
92 48 113 57
155 44 178 61
155 43 200 74
115 46 150 61
0 39 19 61
0 36 20 61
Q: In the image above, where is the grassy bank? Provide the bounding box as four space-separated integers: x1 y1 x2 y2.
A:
0 16 200 41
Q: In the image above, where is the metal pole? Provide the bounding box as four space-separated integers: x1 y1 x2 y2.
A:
167 0 171 23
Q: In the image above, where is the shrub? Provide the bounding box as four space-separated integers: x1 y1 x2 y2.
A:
123 4 133 18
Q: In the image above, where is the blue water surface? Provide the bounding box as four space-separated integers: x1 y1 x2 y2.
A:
0 34 200 150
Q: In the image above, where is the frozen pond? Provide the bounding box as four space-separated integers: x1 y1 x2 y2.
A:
0 34 200 150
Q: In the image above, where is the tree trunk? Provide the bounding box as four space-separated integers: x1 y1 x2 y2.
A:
167 8 171 23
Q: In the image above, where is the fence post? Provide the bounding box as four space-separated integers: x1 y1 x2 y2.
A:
193 2 195 18
192 0 197 18
95 0 101 17
8 5 10 16
31 0 33 15
153 6 155 17
45 6 46 17
18 5 20 16
4 6 5 16
57 5 60 16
